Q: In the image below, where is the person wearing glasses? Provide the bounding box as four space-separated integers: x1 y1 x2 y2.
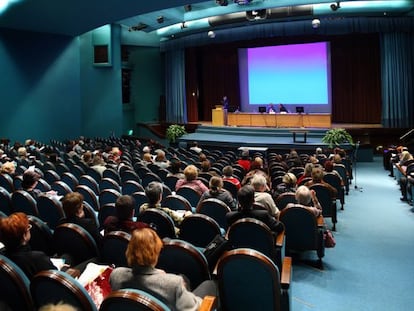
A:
0 212 57 279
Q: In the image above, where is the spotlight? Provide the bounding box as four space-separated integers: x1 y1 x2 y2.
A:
184 4 192 12
156 16 164 24
208 31 216 38
330 2 341 11
180 22 187 29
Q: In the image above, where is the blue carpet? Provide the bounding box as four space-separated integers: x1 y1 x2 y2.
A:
291 157 414 311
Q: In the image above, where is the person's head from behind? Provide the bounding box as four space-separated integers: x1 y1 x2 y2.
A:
39 302 78 311
324 160 334 172
222 165 233 178
282 173 297 187
18 147 27 158
251 174 267 192
61 192 84 218
315 147 323 155
126 228 163 268
143 152 152 163
311 167 324 183
169 157 182 174
209 176 223 193
154 149 166 162
200 160 211 172
183 164 198 181
0 212 31 251
237 185 255 211
295 186 312 206
1 161 15 175
304 163 314 176
145 181 163 206
22 169 40 190
250 157 263 170
115 195 136 220
333 154 342 164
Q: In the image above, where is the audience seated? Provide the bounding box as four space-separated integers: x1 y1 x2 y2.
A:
237 149 251 172
304 167 337 199
251 174 279 216
153 149 170 169
272 172 297 199
58 192 102 247
226 185 284 235
167 157 185 179
38 302 78 311
297 162 314 186
103 195 148 234
197 176 236 211
175 164 208 195
109 228 217 310
222 165 241 190
284 185 322 217
140 182 191 231
0 212 59 279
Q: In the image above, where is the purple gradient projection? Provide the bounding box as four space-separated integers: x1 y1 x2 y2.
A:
247 42 329 106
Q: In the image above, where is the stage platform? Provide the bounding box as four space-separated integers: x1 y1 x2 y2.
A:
179 125 335 151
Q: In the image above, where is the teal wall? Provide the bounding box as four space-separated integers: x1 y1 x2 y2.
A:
0 25 163 144
125 45 164 137
0 29 82 143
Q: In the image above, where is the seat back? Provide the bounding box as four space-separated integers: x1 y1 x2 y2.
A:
100 231 130 267
44 171 61 187
103 168 121 185
100 288 171 311
274 192 296 211
141 172 162 187
226 218 277 264
217 249 284 311
61 172 79 190
122 180 144 195
179 214 221 248
30 270 97 311
28 215 55 256
53 223 99 265
0 186 12 215
308 183 337 229
99 189 121 209
132 191 149 214
176 186 201 208
120 169 141 184
11 190 39 216
279 206 324 259
35 178 51 192
75 185 100 211
52 180 73 196
37 195 65 230
222 180 238 199
162 194 192 211
137 208 176 239
0 254 33 311
163 175 178 191
0 173 14 193
79 175 100 195
197 198 231 230
157 239 211 289
100 177 121 193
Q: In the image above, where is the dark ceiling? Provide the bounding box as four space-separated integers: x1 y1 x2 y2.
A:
0 0 413 39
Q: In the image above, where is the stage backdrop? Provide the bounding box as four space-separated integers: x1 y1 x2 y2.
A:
185 33 381 125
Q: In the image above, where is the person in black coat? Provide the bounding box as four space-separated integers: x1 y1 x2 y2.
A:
226 185 284 234
59 192 103 247
0 212 57 279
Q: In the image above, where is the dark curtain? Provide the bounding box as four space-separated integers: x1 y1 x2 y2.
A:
186 33 382 124
381 32 414 128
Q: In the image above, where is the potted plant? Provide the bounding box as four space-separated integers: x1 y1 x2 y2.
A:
322 128 354 148
166 124 187 144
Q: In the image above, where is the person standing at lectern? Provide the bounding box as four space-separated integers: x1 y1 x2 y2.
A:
221 95 229 109
279 103 288 113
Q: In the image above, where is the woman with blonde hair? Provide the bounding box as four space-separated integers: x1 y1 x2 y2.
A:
196 176 236 210
110 228 216 311
175 164 208 195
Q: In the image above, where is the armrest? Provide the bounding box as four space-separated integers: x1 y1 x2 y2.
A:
275 230 285 248
280 256 292 289
199 296 217 311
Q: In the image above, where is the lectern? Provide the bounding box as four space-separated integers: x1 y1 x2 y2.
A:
212 105 227 126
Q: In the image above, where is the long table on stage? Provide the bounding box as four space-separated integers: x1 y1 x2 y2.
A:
227 112 331 128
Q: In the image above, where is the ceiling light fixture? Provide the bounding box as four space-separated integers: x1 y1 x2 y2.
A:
184 4 192 12
216 0 228 6
156 16 164 24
